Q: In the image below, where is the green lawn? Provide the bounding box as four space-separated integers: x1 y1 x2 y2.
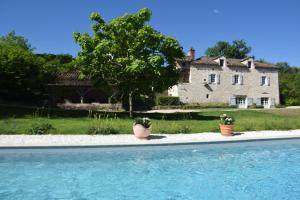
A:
1 105 300 134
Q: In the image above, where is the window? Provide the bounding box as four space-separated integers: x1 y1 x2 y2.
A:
247 61 252 68
236 97 246 105
233 75 239 84
261 76 267 85
210 74 216 83
206 94 209 99
220 59 224 67
261 98 269 106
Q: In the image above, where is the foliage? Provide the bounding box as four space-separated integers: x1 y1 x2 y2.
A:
156 96 181 106
0 32 73 102
86 126 119 135
0 32 44 99
277 62 300 105
0 31 33 51
134 117 151 128
205 40 251 59
122 94 155 111
220 114 234 125
28 123 55 135
74 8 184 116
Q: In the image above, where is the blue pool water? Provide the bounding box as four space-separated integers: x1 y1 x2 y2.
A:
0 140 300 200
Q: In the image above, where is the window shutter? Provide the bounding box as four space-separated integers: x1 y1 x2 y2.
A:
267 77 270 86
260 77 263 86
217 74 220 84
256 98 261 106
247 97 253 106
232 75 235 85
229 96 236 106
270 98 275 106
240 75 244 85
208 74 211 84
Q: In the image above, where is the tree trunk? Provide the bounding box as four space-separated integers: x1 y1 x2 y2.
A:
129 91 133 118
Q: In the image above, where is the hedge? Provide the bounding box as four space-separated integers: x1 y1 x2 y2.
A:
156 96 181 106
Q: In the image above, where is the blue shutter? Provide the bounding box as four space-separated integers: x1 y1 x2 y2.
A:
256 98 261 106
247 97 253 106
229 96 236 106
240 75 244 85
270 98 275 107
208 74 211 84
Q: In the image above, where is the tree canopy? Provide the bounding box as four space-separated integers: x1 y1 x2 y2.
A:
74 8 184 116
0 32 73 101
205 40 251 59
277 62 300 105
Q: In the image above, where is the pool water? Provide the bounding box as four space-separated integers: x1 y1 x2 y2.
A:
1 140 300 200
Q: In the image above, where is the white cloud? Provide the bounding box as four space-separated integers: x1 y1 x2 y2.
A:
213 9 220 14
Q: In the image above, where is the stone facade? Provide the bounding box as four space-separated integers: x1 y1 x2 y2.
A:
168 53 280 108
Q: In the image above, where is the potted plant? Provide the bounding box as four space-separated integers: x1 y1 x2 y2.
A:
133 117 151 139
219 114 235 136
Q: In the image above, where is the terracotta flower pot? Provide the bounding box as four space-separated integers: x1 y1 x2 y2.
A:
133 124 151 139
219 124 234 136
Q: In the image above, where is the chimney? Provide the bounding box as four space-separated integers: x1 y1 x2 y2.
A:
188 48 195 60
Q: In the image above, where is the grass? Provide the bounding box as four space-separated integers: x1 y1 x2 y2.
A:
1 105 300 134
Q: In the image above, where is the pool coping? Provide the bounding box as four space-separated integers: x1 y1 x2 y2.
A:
0 129 300 149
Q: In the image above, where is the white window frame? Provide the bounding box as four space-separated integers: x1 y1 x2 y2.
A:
236 97 246 105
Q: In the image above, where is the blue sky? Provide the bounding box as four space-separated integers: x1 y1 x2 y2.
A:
1 0 300 66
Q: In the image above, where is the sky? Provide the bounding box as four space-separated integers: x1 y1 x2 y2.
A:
1 0 300 66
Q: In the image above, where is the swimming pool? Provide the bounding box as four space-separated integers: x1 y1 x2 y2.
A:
0 140 300 200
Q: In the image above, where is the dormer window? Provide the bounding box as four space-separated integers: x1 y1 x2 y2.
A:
247 61 252 68
220 59 224 67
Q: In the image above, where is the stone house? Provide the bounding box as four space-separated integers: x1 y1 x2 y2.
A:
168 48 280 108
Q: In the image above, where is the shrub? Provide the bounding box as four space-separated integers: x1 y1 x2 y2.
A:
286 98 300 106
156 96 181 106
86 126 119 135
134 117 151 128
28 123 55 135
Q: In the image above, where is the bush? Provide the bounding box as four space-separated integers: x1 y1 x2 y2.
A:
86 126 119 135
286 98 300 106
28 123 55 135
156 96 181 106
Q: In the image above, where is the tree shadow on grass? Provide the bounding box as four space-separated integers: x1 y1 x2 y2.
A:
0 105 219 121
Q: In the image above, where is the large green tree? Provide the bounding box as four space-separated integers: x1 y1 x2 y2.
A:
74 8 184 116
277 62 300 105
0 32 73 101
0 32 43 99
205 40 251 59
